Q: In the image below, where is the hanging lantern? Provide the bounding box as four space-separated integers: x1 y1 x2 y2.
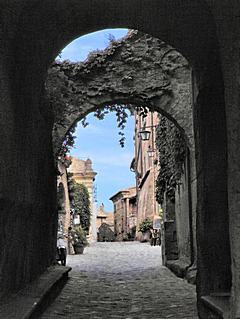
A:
147 147 155 157
139 129 151 141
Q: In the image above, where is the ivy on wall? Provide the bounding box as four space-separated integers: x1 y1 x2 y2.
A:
57 124 77 169
68 177 91 232
46 30 188 154
47 60 139 149
46 30 190 192
155 116 186 205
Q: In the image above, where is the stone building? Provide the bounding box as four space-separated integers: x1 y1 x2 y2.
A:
110 187 137 241
96 204 114 242
133 110 194 279
133 111 160 240
57 161 71 235
68 157 97 204
98 223 115 242
2 3 240 317
96 204 114 230
68 157 97 242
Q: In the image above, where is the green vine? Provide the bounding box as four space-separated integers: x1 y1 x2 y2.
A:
57 124 77 167
155 116 186 204
68 177 91 232
46 30 150 150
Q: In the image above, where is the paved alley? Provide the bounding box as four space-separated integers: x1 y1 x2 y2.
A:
41 242 198 319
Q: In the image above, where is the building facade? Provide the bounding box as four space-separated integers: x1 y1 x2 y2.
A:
68 157 97 242
133 112 195 280
57 161 71 235
96 204 114 242
110 187 137 241
133 111 160 240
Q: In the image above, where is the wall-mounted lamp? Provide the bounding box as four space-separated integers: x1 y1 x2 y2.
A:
147 146 155 157
139 129 151 141
138 124 157 141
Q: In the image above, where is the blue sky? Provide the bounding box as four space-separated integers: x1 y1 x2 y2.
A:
59 29 128 62
60 29 136 212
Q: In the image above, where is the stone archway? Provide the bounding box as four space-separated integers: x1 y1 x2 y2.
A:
48 31 198 281
48 32 193 152
47 29 231 317
0 2 233 317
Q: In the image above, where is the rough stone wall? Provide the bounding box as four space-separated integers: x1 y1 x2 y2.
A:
47 32 194 153
0 2 58 298
0 2 235 318
156 114 196 282
111 194 126 241
175 160 191 264
162 195 178 264
207 2 240 317
164 221 179 261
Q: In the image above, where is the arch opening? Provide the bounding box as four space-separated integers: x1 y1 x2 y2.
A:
0 3 233 318
47 27 231 318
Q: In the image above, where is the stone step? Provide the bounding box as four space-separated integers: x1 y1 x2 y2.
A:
0 265 71 319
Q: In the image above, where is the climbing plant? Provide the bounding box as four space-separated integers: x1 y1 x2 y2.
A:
68 179 91 232
47 31 151 152
80 104 134 148
155 116 186 204
57 124 77 168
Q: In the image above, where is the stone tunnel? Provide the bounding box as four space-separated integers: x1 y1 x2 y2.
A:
0 1 239 317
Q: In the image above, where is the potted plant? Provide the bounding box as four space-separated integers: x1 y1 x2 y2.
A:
138 218 153 242
71 226 88 254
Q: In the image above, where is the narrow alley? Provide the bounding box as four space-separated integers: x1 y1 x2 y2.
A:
41 242 197 318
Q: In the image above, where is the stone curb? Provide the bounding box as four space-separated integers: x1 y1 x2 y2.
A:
0 265 71 319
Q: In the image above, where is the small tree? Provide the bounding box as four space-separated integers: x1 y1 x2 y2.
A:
70 180 91 232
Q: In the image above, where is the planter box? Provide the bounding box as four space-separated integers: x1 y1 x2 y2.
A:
140 231 150 242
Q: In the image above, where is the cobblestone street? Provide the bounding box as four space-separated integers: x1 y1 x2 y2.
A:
41 242 198 318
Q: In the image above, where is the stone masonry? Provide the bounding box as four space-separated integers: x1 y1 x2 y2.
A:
47 32 193 153
0 1 236 317
41 242 197 318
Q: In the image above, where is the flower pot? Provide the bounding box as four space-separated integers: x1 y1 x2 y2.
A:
73 244 84 254
140 231 151 242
